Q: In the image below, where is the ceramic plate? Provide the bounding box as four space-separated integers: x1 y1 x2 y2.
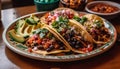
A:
3 12 117 62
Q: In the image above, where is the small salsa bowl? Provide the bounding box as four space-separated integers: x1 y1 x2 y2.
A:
85 1 120 19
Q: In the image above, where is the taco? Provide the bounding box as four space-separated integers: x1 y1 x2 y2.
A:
40 8 94 53
72 14 111 44
25 25 71 55
47 23 93 53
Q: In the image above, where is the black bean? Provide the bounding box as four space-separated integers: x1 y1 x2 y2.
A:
67 34 71 38
59 47 65 50
73 38 77 42
75 45 80 49
67 38 71 42
58 41 63 46
72 42 76 45
60 43 64 46
76 41 80 44
46 48 52 52
46 45 55 52
34 43 38 46
69 42 73 46
70 38 74 41
49 45 54 49
70 31 74 36
69 33 73 37
58 41 62 44
37 45 43 49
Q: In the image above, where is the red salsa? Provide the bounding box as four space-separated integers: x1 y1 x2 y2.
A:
90 3 119 13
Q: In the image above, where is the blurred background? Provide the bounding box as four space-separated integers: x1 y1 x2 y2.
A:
1 0 120 10
1 0 34 9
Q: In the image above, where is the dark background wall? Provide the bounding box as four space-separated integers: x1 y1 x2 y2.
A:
12 0 34 7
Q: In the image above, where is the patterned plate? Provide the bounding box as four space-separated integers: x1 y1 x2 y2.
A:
3 12 117 62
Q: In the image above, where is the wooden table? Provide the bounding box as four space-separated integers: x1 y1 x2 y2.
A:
0 5 120 69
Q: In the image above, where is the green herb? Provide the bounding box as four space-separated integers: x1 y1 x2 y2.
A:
24 35 29 38
33 28 48 34
10 38 14 41
73 16 81 22
32 31 36 34
16 44 27 50
52 16 69 32
47 33 53 39
73 16 87 25
52 21 59 28
41 28 49 33
80 17 87 24
58 16 69 23
37 29 42 34
39 33 45 38
94 20 102 28
33 28 49 38
14 24 18 32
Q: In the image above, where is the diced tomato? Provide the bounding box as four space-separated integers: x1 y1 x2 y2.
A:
88 46 93 52
46 19 51 25
61 28 67 34
29 40 33 44
28 48 32 52
69 14 74 19
81 48 88 53
27 34 42 45
27 37 34 44
36 39 42 44
52 16 57 20
54 44 59 49
45 13 49 18
43 42 50 49
81 46 93 53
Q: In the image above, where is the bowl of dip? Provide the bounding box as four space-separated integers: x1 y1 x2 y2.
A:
85 1 120 19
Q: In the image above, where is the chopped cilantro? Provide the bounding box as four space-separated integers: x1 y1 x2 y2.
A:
52 21 59 28
47 32 53 39
32 28 49 38
80 17 87 24
73 16 81 22
32 31 36 34
39 33 45 38
94 20 102 28
16 44 27 50
52 16 69 32
73 16 87 25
